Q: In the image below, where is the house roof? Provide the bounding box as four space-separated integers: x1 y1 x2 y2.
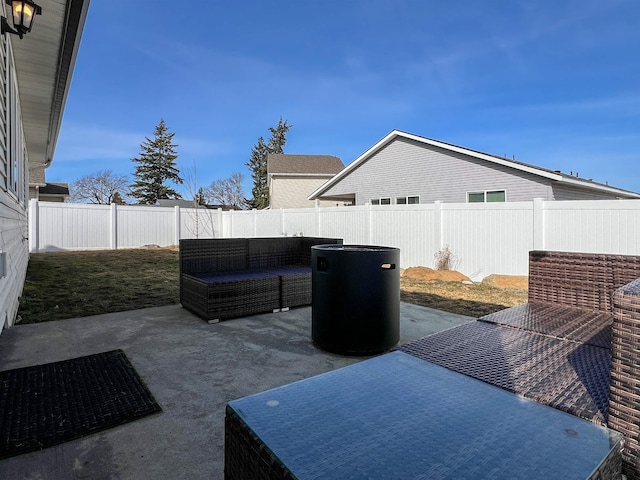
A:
267 154 344 175
156 199 200 208
308 130 640 200
39 182 70 196
11 0 90 169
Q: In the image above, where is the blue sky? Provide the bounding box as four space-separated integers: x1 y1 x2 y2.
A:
49 0 640 199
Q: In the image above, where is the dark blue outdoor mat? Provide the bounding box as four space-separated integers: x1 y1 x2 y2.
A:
0 349 162 459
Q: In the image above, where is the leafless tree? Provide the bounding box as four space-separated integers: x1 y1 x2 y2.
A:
71 170 130 204
181 164 216 238
205 172 246 208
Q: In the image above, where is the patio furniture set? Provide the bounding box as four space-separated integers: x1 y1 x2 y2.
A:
179 240 640 479
179 237 341 323
400 250 640 479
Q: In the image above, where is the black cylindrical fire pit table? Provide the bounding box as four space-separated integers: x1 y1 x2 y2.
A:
311 244 400 355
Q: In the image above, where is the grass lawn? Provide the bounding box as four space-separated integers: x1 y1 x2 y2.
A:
18 248 527 323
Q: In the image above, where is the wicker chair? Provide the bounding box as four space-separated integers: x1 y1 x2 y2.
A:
400 250 640 479
179 237 342 323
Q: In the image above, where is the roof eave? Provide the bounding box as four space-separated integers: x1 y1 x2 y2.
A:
309 131 399 200
12 0 90 169
557 176 640 198
310 129 640 200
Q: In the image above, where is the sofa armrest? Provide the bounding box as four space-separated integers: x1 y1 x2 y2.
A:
610 278 640 478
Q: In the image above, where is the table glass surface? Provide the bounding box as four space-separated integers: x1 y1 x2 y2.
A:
228 351 621 479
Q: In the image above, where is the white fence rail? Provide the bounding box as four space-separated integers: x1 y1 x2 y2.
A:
28 199 640 280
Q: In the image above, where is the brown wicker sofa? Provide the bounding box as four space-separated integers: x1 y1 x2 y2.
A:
401 250 640 479
179 237 342 323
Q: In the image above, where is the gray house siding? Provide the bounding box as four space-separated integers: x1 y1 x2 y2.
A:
552 183 625 201
322 138 553 205
0 197 28 331
0 35 29 332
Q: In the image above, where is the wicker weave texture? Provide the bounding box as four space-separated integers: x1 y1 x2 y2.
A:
480 302 612 348
400 322 611 425
529 251 612 312
182 272 281 321
611 279 640 479
588 442 624 480
180 237 341 321
180 239 248 275
225 406 297 480
528 251 640 313
463 250 640 479
247 238 300 269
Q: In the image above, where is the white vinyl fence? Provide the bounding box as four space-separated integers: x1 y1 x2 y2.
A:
28 199 640 280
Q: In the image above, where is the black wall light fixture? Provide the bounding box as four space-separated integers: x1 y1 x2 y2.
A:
1 0 42 39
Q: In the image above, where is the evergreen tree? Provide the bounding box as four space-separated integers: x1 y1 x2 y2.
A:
195 187 206 206
246 117 291 209
130 119 184 204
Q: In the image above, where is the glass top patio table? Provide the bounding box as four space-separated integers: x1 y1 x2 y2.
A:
227 351 622 479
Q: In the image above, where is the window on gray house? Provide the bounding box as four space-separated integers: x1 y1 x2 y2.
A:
371 199 380 205
467 190 506 203
396 196 420 205
380 198 391 205
486 190 506 202
468 192 485 203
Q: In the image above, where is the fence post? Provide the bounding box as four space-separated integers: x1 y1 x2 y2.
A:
29 199 38 253
110 203 118 249
365 202 372 244
533 198 544 250
434 200 443 251
174 206 181 245
316 204 321 237
281 208 285 236
211 208 224 238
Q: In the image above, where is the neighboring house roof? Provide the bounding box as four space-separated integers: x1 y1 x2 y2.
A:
39 183 70 197
308 130 640 200
157 199 202 208
156 199 242 210
267 154 344 176
12 0 90 170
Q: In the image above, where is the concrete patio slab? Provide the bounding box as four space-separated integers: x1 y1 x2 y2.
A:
0 302 473 480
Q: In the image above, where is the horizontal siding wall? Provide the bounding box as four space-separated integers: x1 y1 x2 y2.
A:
322 138 553 205
0 194 28 331
29 199 640 280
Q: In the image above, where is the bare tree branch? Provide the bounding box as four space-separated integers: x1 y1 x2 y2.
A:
205 173 246 208
181 163 216 238
71 170 130 204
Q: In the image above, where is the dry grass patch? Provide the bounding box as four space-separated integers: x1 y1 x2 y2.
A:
400 277 528 318
18 248 528 323
19 248 179 323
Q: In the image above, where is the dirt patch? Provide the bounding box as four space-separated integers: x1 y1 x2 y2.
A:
401 267 471 283
482 274 528 290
